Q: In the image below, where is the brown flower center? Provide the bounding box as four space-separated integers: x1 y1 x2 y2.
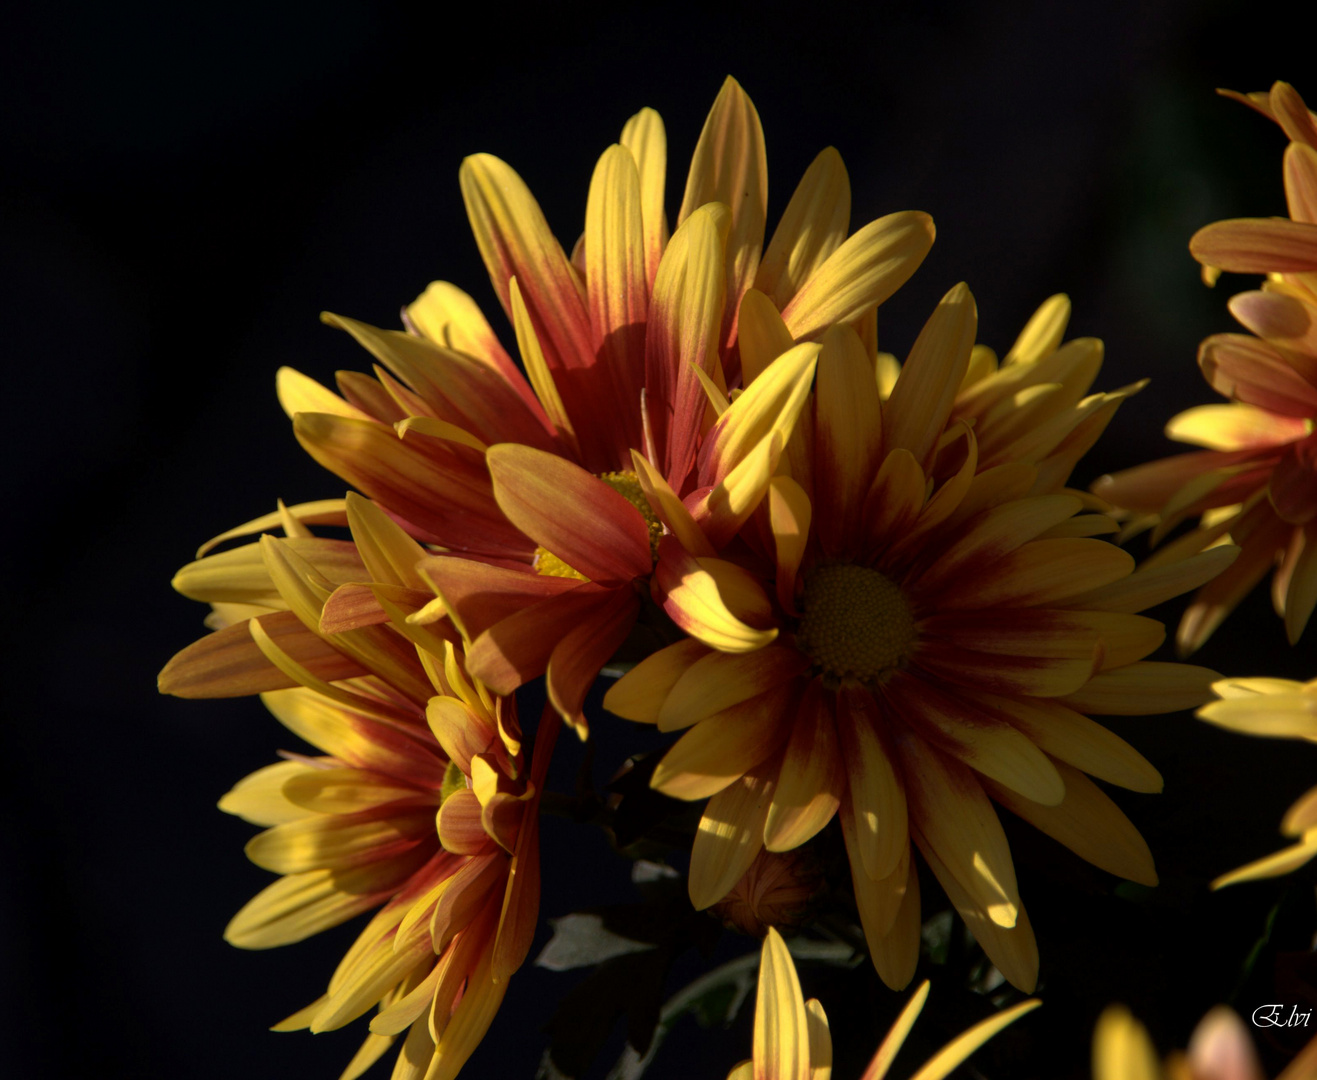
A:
796 563 915 681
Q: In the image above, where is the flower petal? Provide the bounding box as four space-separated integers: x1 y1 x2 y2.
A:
602 638 710 722
900 738 1020 928
1198 333 1317 416
486 444 653 584
620 107 668 285
782 212 935 341
752 928 809 1080
882 283 977 468
813 324 884 556
982 761 1157 886
679 75 767 360
756 146 851 310
157 611 367 699
655 536 778 653
765 681 844 851
835 685 908 881
688 761 776 910
1059 662 1218 715
1190 218 1317 273
651 690 794 801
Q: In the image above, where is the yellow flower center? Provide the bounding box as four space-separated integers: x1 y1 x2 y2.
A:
795 563 915 682
534 469 664 581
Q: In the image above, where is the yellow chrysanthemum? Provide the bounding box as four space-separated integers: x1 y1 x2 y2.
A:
160 496 552 1080
1197 675 1317 888
269 75 935 736
726 927 1039 1080
607 290 1229 993
1094 1003 1317 1080
1095 81 1317 654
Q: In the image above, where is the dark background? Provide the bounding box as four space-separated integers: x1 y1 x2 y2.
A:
5 0 1317 1076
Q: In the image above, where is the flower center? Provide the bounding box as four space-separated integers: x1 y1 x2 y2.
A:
795 563 915 682
534 469 664 581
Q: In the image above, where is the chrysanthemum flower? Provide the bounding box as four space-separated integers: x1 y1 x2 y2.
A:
726 927 1039 1080
1197 675 1317 888
160 496 552 1080
606 290 1230 992
1093 1003 1317 1080
274 76 935 735
1093 81 1317 654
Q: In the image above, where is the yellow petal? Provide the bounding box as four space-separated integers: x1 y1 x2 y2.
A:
1165 403 1308 450
782 212 935 341
1092 1006 1162 1080
983 761 1158 886
656 540 779 653
836 686 907 881
900 740 1019 928
1212 830 1317 889
1196 693 1317 738
916 840 1039 993
620 107 669 284
679 75 767 352
344 492 428 590
753 928 810 1080
765 684 844 850
769 475 812 613
861 979 929 1080
906 998 1042 1080
1002 294 1071 366
652 692 791 802
755 146 851 310
688 766 774 911
459 153 594 370
659 646 809 733
603 638 709 722
1060 662 1219 715
195 499 349 558
630 449 716 557
218 760 318 826
883 282 977 468
277 366 372 421
976 692 1162 793
701 342 820 485
586 143 648 422
805 999 832 1080
813 324 883 555
739 288 796 387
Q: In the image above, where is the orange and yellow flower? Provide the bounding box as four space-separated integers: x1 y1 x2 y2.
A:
1094 81 1317 654
160 496 552 1079
727 927 1039 1080
1197 674 1317 888
606 291 1228 992
1094 1003 1317 1080
273 76 935 736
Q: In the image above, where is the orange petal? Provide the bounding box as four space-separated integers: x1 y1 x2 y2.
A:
1190 218 1317 273
157 610 366 698
486 444 653 584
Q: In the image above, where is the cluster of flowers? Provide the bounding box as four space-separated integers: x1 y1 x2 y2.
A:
160 78 1317 1077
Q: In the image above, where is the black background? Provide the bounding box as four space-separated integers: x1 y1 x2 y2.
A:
5 1 1317 1077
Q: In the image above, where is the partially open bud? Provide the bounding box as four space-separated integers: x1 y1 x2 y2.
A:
710 846 824 937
